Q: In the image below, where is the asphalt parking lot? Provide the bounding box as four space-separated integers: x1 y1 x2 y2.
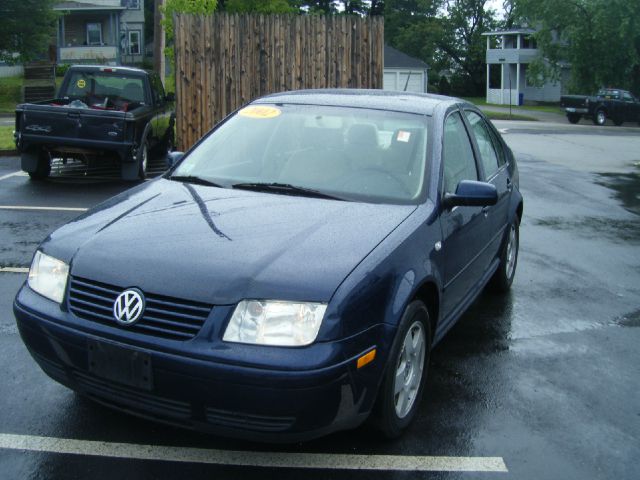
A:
0 120 638 479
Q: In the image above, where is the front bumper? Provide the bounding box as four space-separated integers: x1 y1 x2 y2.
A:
564 107 588 114
14 284 393 442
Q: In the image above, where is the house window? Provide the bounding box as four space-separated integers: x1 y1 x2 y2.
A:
521 35 537 49
124 0 140 9
128 30 141 55
87 23 102 46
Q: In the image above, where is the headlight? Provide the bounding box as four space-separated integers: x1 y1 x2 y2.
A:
223 300 327 347
28 251 69 304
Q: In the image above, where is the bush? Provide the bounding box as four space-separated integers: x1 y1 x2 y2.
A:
56 64 70 77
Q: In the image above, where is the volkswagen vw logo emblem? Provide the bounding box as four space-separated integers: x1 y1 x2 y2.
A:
113 289 145 326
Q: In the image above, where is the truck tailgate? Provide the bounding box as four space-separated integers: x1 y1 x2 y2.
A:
560 95 588 109
21 105 127 144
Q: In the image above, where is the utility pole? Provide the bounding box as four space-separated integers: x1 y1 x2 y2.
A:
153 0 166 85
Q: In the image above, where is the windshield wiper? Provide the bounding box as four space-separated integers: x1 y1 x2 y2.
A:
231 182 345 201
169 175 224 188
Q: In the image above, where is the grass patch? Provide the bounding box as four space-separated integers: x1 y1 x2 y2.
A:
0 126 15 150
463 97 561 114
0 76 64 113
484 110 538 121
0 76 23 113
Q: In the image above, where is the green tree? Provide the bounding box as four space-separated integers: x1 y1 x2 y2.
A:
515 0 640 95
223 0 296 13
161 0 218 69
0 0 58 64
438 0 498 95
384 0 497 96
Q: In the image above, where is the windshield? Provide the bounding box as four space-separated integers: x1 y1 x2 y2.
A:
173 104 429 204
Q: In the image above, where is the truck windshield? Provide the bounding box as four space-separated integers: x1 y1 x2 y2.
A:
61 71 147 106
172 104 430 205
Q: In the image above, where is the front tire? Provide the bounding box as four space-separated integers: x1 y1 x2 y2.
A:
137 141 149 180
373 301 431 439
489 218 519 292
593 109 607 126
567 113 581 124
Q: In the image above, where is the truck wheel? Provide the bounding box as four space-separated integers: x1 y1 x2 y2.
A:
27 152 51 181
372 301 431 439
567 113 581 124
137 141 149 180
593 109 607 126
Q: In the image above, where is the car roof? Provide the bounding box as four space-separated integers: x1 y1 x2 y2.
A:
254 89 467 116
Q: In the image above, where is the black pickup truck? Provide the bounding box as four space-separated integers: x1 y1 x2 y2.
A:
560 89 640 126
14 65 175 180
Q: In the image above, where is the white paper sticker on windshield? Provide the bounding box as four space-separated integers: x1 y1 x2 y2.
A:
397 131 411 143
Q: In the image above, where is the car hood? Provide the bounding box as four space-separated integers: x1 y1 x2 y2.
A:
44 179 416 304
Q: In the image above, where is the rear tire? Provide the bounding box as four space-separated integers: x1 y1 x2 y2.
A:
373 300 431 439
593 109 607 126
489 218 519 292
27 151 51 180
567 113 581 124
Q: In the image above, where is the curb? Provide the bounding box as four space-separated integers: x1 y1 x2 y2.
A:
0 150 18 157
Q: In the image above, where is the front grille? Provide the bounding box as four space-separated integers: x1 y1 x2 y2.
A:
205 407 295 432
68 276 212 341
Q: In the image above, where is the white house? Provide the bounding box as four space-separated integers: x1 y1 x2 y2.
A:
383 44 429 94
483 28 569 105
53 0 145 65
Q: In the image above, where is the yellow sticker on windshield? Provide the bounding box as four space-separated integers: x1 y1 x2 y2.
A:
76 79 86 89
238 105 281 119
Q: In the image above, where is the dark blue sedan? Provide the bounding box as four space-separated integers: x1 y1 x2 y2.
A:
14 90 522 441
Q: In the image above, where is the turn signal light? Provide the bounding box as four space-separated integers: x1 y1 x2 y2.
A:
357 349 376 369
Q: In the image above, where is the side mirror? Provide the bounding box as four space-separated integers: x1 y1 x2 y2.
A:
443 180 498 209
166 151 184 168
165 92 175 102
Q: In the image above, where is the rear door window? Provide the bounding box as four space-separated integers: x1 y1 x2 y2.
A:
443 112 478 193
464 111 500 179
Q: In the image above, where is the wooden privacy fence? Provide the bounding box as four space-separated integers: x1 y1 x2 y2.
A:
174 13 384 150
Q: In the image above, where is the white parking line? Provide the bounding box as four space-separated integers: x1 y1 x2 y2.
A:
0 433 508 472
0 171 24 181
0 205 88 212
0 267 29 273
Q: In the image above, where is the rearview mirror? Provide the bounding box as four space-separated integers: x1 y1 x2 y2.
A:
166 151 184 168
443 180 498 209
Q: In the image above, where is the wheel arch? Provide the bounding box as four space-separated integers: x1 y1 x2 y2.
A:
409 280 440 341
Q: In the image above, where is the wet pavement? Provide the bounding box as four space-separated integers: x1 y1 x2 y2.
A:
0 121 639 479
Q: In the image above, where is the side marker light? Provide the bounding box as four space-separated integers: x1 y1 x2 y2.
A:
357 349 376 369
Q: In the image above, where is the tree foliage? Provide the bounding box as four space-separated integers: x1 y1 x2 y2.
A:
223 0 296 14
161 0 218 67
514 0 640 95
384 0 498 95
0 0 58 64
